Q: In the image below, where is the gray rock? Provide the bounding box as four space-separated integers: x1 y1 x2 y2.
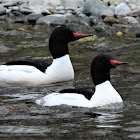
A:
42 9 52 15
49 9 58 14
20 5 33 14
13 11 22 16
20 8 33 14
66 10 73 14
60 0 84 10
65 7 75 11
55 6 64 11
25 13 44 25
115 3 131 16
136 30 140 37
109 5 116 12
58 10 66 14
129 0 140 6
83 0 114 17
6 8 11 14
127 8 140 17
10 6 20 11
90 16 104 25
68 15 90 26
0 5 6 15
45 0 61 5
36 14 67 25
78 13 86 17
123 16 139 24
1 2 16 7
46 2 58 8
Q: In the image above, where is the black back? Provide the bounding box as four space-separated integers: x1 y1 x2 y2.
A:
49 26 76 59
5 60 50 72
91 54 114 86
60 87 95 100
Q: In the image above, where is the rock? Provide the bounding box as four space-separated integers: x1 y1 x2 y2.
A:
90 16 104 25
60 0 84 10
115 3 131 16
10 6 20 11
25 13 44 25
117 31 123 36
103 0 110 6
130 0 140 6
110 0 124 6
46 0 61 5
20 4 33 14
36 14 67 25
104 16 119 25
58 10 66 14
75 7 83 16
127 9 140 17
0 5 6 15
123 16 139 24
6 8 11 14
46 2 58 9
41 9 52 16
20 8 33 14
1 2 16 7
30 6 44 14
65 7 75 11
46 6 55 11
109 5 116 12
13 11 22 16
129 4 138 10
55 6 64 11
83 0 114 17
68 15 90 26
135 30 140 37
66 10 73 14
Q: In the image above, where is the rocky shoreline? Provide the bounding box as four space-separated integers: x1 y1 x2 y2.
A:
0 0 140 36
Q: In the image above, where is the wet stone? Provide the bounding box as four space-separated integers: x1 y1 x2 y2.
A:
1 2 16 7
10 6 20 11
0 5 6 15
55 6 64 11
58 10 66 15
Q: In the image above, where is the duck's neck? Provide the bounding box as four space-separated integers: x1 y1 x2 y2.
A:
90 81 123 107
45 55 74 83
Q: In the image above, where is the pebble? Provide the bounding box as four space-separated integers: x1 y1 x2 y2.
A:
55 6 64 11
58 10 66 15
0 5 6 15
117 31 123 36
10 6 20 11
1 2 16 7
0 0 139 28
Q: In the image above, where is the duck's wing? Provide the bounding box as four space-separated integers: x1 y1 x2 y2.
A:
60 87 95 100
5 60 50 72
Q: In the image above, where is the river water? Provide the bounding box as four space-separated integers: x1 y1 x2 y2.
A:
0 24 140 140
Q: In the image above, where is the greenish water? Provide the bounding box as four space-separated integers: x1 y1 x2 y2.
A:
0 23 140 140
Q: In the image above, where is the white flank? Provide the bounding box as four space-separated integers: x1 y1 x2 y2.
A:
0 55 74 86
35 81 123 108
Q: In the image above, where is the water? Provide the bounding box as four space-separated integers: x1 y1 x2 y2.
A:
0 23 140 140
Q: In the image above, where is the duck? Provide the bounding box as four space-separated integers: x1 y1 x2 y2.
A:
0 26 92 86
35 54 128 108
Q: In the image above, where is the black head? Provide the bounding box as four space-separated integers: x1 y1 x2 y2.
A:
49 26 92 59
91 54 127 86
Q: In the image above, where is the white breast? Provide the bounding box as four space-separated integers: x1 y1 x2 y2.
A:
90 81 123 107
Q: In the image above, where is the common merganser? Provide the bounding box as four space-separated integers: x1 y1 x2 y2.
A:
0 26 92 86
36 54 128 108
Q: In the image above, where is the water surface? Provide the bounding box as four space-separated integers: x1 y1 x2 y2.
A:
0 24 140 140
